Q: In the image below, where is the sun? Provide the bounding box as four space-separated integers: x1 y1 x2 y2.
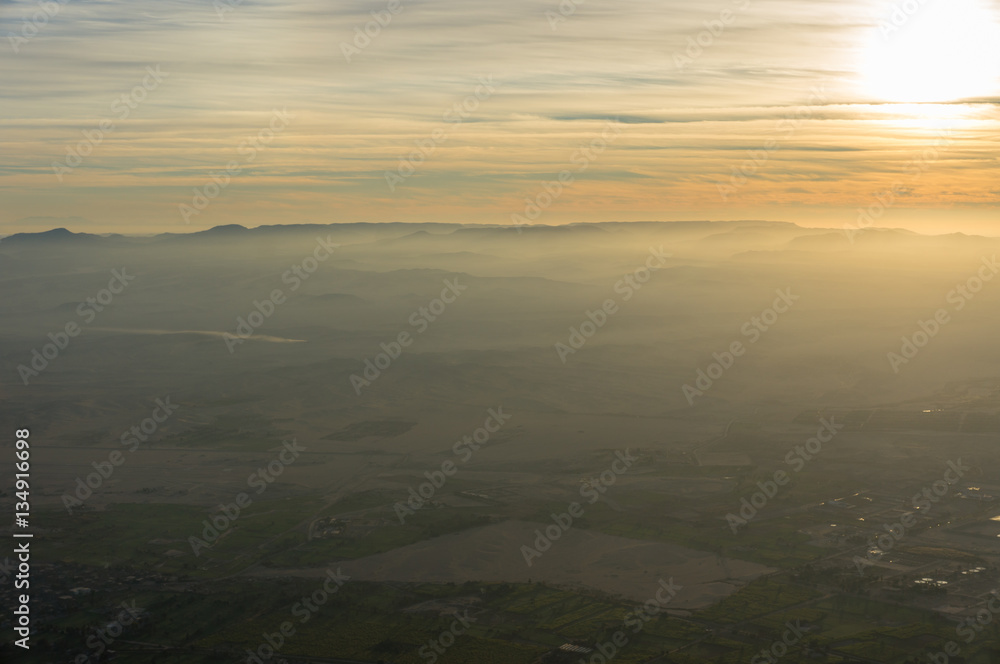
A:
861 0 1000 103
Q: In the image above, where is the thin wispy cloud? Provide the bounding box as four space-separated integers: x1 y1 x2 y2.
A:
1 0 998 234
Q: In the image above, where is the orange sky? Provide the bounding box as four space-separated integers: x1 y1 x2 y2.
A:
1 0 998 236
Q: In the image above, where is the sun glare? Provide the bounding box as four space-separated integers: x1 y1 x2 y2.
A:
862 0 1000 103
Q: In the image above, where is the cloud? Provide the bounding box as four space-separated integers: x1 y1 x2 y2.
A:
0 0 997 231
89 328 306 344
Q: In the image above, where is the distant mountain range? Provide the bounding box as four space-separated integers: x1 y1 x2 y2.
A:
2 221 995 259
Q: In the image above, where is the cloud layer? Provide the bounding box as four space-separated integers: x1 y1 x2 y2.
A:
1 0 998 234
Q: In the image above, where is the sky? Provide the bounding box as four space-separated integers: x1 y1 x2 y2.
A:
1 0 999 236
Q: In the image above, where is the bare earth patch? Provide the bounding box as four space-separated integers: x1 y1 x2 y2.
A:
256 520 775 608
